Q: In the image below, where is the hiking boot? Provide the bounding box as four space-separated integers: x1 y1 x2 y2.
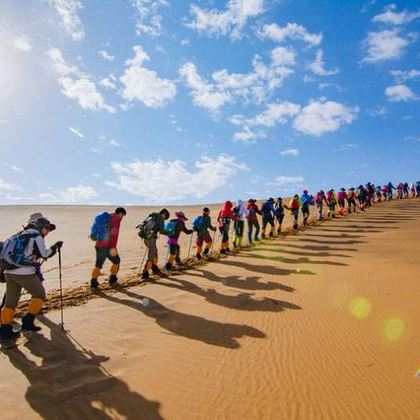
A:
277 229 281 235
91 279 99 290
261 233 266 239
151 264 161 275
108 275 118 286
175 257 182 265
203 248 209 256
141 270 150 280
220 249 226 255
0 325 20 341
165 262 173 270
21 314 41 332
269 232 274 238
196 253 202 260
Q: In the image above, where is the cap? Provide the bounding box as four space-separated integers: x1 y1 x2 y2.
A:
175 211 188 221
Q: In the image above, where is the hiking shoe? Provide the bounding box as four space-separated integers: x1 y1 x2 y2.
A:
203 248 209 255
91 279 99 290
196 253 202 260
0 325 20 341
21 314 41 332
165 262 172 270
109 275 118 286
220 249 226 255
141 270 150 280
175 257 182 265
151 265 161 275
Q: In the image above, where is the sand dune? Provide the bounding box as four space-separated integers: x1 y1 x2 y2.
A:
1 198 419 419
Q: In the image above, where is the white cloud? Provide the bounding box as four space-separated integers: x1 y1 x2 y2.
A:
179 52 295 114
13 35 32 52
99 77 117 90
107 154 247 202
109 139 120 147
372 4 420 26
309 49 339 76
120 45 176 108
10 165 23 172
98 50 115 61
258 22 322 46
385 84 417 102
48 0 85 41
268 176 304 186
390 69 420 83
0 178 19 192
131 0 169 36
293 99 358 137
280 148 299 157
186 0 265 40
362 30 408 63
39 185 98 204
46 48 116 112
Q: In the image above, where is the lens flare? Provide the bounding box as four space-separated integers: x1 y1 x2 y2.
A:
416 368 420 379
384 318 405 341
349 297 371 319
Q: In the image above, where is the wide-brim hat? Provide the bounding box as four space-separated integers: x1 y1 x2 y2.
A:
175 211 188 221
35 217 56 232
27 212 44 224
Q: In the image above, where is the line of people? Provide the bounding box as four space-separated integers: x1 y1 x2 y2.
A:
0 180 418 340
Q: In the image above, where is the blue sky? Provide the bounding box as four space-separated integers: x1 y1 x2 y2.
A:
0 0 419 205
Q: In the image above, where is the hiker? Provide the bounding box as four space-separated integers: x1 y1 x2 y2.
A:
397 183 404 200
165 211 193 269
416 181 420 197
217 201 237 255
90 207 126 290
233 200 248 248
410 182 416 198
193 207 216 259
376 185 383 202
261 198 275 239
246 199 261 244
326 189 337 219
314 190 328 221
0 216 63 340
300 190 314 226
274 197 285 234
286 194 300 230
337 188 348 216
387 182 396 200
357 185 367 211
139 208 170 280
347 188 357 213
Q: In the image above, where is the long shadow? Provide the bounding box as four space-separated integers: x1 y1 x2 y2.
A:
300 238 366 245
298 233 364 239
155 277 300 313
1 316 162 419
239 252 349 267
279 243 358 252
213 259 316 277
100 290 266 349
251 246 351 258
317 228 383 234
187 268 296 292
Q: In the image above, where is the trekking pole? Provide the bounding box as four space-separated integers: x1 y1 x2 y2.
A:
210 230 219 255
139 245 148 273
58 247 64 330
0 292 5 310
187 233 194 260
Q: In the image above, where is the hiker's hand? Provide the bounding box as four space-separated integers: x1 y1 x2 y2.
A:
55 241 63 249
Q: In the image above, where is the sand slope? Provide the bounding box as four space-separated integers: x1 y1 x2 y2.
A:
1 199 419 419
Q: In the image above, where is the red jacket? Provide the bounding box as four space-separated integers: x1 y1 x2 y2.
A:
96 213 121 248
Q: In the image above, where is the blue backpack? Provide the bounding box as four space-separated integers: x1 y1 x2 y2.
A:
192 216 204 231
164 220 178 237
0 231 40 269
90 212 111 241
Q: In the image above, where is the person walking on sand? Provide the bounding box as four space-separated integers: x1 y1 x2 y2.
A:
337 188 348 216
300 190 314 226
0 216 63 340
233 200 248 248
261 198 276 239
387 181 396 200
217 201 237 255
193 207 216 260
314 190 328 221
165 212 193 270
285 194 300 230
139 208 170 280
274 197 285 235
326 189 337 219
347 187 357 213
90 207 126 290
246 199 261 244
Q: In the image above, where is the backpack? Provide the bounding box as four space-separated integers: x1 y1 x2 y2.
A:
192 216 204 231
164 220 178 237
0 231 40 270
137 215 156 239
90 212 111 241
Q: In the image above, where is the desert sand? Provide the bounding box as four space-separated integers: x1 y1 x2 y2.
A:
0 198 419 419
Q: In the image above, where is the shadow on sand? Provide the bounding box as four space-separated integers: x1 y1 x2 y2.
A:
1 316 162 419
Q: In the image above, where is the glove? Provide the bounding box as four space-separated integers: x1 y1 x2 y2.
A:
50 241 63 255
